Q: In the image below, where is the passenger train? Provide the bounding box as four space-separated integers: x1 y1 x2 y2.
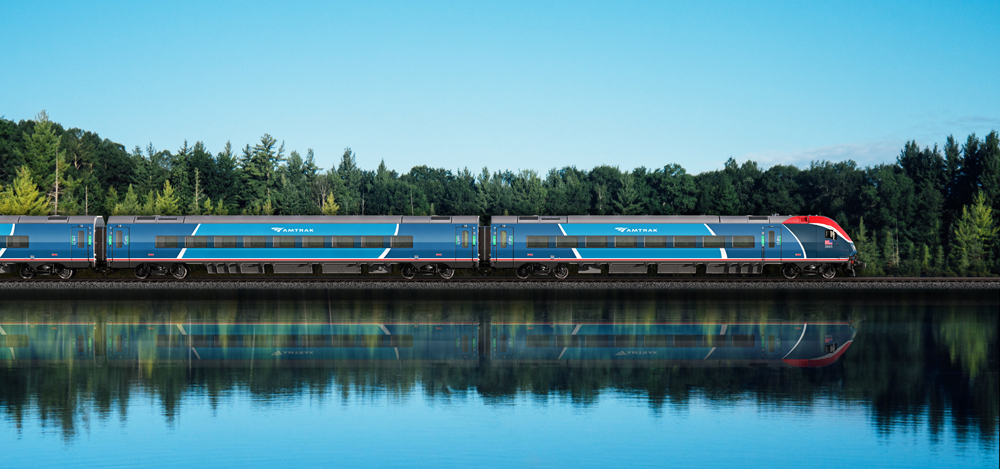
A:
1 318 855 368
0 214 861 280
491 320 857 368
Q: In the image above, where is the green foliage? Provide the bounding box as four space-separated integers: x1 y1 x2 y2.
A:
321 192 340 215
0 166 50 215
1 112 997 276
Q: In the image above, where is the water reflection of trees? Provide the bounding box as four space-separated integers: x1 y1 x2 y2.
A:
0 290 996 445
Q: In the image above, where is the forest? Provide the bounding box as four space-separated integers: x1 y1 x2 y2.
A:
1 111 998 276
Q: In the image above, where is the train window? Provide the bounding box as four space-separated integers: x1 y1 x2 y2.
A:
732 335 755 347
674 335 699 347
0 335 28 347
732 236 754 248
215 236 237 248
303 236 325 248
526 236 549 248
825 229 837 239
703 335 726 347
11 236 28 248
644 236 667 248
272 335 297 347
614 236 637 248
155 335 180 348
77 230 85 248
333 236 355 248
554 335 580 347
390 335 413 348
556 236 579 248
462 231 470 248
526 335 551 348
185 236 208 248
585 236 608 248
189 335 214 347
584 335 610 347
115 231 123 248
390 236 413 248
643 335 669 347
330 335 354 347
361 236 384 248
615 335 639 347
704 236 724 248
302 335 328 347
274 236 295 248
244 236 266 248
768 335 775 353
768 231 775 248
499 230 508 248
673 236 695 248
155 236 179 248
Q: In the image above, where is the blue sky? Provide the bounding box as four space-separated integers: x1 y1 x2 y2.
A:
2 1 998 175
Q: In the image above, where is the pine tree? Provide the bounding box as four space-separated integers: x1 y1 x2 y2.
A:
321 192 340 215
189 168 203 215
613 172 643 215
0 166 50 215
154 180 180 215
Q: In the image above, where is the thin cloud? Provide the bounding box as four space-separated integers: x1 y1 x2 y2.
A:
738 140 904 170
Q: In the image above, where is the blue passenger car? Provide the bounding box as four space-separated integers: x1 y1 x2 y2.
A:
489 215 859 279
491 320 856 368
106 321 479 365
0 321 96 364
105 215 479 279
0 215 105 279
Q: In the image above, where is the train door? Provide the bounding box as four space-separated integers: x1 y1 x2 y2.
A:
71 226 89 263
762 326 782 359
455 324 476 359
763 226 782 261
455 227 474 263
493 226 513 266
109 227 129 267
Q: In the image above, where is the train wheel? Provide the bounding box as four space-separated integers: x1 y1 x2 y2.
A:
18 264 35 279
553 264 569 279
401 264 417 279
171 264 189 280
58 267 75 280
781 264 799 279
438 266 455 280
516 264 531 279
134 264 150 280
820 265 837 279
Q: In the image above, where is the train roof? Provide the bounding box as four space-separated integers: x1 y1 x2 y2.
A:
106 215 480 225
492 215 795 224
0 215 105 226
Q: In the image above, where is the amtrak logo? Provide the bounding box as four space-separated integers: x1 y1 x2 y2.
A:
272 351 314 356
615 350 658 356
271 227 314 233
614 227 658 233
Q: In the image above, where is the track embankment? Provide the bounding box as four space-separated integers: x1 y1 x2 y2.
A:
1 277 996 290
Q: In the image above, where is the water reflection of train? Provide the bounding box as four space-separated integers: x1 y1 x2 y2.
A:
0 321 95 364
490 321 856 367
105 322 479 366
1 317 856 368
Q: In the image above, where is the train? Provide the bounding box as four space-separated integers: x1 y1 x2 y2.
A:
1 214 861 280
2 318 855 368
491 319 856 368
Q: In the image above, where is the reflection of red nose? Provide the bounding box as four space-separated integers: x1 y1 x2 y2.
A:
782 340 854 368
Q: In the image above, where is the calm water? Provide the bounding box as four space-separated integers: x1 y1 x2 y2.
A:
1 288 997 468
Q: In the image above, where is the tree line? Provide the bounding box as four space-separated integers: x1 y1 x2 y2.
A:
1 111 998 276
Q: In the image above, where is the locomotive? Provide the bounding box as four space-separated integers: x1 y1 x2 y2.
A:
1 214 860 280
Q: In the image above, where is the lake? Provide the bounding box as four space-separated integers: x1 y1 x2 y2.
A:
1 288 996 468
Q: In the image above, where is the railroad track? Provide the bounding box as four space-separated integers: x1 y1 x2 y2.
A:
1 276 996 284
